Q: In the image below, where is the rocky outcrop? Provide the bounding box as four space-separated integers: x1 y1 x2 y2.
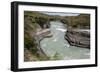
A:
33 28 53 56
35 29 53 41
39 21 50 29
65 29 90 49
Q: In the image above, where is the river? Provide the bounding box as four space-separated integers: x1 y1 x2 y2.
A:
40 21 90 60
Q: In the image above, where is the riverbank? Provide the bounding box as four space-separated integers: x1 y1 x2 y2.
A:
65 29 90 49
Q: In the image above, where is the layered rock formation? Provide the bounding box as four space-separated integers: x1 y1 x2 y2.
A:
65 29 90 49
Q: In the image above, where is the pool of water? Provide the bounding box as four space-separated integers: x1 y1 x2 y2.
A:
40 21 90 60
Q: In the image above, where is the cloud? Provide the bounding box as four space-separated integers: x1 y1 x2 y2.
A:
40 11 80 16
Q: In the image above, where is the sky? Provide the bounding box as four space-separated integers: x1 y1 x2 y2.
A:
40 12 80 16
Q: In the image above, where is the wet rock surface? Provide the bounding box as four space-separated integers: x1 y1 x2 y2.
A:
65 29 90 49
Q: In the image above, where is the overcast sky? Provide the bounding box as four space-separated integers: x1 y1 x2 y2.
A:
40 12 80 16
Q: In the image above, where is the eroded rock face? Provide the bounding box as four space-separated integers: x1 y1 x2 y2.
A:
35 29 53 41
65 29 90 49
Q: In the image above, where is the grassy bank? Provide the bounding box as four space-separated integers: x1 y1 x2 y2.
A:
65 14 90 29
